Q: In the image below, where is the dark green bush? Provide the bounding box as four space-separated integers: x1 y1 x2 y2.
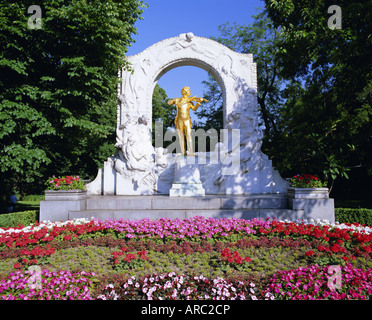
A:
0 210 39 228
335 208 372 226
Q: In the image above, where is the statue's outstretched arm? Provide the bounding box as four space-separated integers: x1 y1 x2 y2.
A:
190 97 208 111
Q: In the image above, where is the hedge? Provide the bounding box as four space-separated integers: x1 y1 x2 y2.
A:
335 208 372 226
0 210 39 228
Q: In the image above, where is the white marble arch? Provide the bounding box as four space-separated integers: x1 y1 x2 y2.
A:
87 32 288 196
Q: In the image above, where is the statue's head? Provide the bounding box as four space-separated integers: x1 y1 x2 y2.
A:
181 86 191 96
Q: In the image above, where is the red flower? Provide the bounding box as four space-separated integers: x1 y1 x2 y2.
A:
235 256 243 264
305 250 315 256
244 257 251 263
330 244 341 253
14 263 21 269
125 253 135 262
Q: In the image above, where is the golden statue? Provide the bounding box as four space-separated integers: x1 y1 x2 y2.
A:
168 86 208 156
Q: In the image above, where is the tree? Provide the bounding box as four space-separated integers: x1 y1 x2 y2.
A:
197 11 285 151
152 84 176 146
152 84 175 130
264 0 372 193
0 0 146 197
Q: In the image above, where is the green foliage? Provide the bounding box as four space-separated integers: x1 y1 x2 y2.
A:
201 3 371 193
198 11 284 134
152 84 176 146
20 195 45 202
335 208 372 226
0 0 146 194
0 210 38 228
264 0 372 186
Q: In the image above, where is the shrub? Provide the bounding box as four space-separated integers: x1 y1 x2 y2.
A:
0 210 38 228
21 195 45 202
335 208 372 226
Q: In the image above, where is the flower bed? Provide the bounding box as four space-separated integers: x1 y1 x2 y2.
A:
97 273 273 300
0 217 371 300
290 174 327 188
0 269 95 300
45 175 86 190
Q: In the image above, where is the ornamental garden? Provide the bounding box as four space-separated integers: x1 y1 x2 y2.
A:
0 214 371 300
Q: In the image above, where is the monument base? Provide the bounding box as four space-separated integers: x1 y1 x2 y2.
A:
39 193 335 223
169 155 205 197
169 183 205 197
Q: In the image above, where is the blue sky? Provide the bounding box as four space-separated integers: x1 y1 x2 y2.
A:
126 0 265 103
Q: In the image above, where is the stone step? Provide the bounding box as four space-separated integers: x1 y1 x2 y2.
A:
85 194 288 210
69 208 304 221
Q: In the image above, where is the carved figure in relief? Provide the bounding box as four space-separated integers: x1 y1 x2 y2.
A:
167 86 208 156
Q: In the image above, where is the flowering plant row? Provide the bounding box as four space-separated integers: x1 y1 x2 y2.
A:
112 247 149 271
290 174 327 188
264 263 372 300
0 270 95 300
1 264 370 300
96 263 372 300
45 175 86 190
219 248 251 272
14 245 55 269
97 272 272 300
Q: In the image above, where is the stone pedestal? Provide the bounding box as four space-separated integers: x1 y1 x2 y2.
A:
287 187 335 223
287 187 329 199
40 190 88 222
44 190 88 201
169 156 205 197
